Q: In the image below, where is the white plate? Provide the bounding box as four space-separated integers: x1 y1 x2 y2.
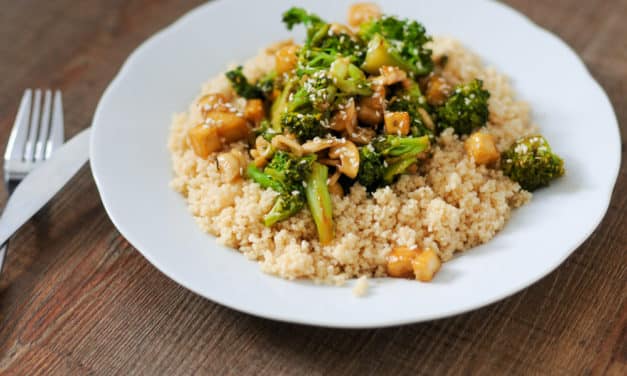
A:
90 0 620 328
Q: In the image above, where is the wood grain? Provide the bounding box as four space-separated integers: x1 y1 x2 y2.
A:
0 1 625 374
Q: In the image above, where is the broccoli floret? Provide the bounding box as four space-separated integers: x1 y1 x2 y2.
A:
436 79 490 135
357 136 430 190
263 151 316 190
372 135 430 158
270 79 296 131
357 145 385 191
246 151 316 225
279 73 338 141
225 66 264 99
282 7 323 30
373 135 430 184
280 112 328 141
305 162 334 244
254 120 279 142
256 70 276 98
387 80 434 138
359 16 433 76
501 135 565 191
329 57 372 96
288 73 337 113
263 193 305 227
283 7 366 75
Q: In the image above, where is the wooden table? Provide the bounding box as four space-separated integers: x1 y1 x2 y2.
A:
0 1 625 374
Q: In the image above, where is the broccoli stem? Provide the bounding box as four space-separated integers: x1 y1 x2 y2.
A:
246 163 284 192
383 158 417 183
305 162 334 245
271 80 295 132
263 194 304 227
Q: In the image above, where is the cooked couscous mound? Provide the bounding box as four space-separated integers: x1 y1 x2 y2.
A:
168 4 565 284
169 35 533 284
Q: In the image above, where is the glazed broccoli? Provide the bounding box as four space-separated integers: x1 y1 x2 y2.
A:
254 120 279 142
501 135 565 191
359 16 433 76
283 7 366 75
305 162 334 244
356 135 430 190
246 151 316 225
263 193 305 227
387 80 434 138
288 73 337 113
280 112 328 141
436 79 490 135
357 145 385 191
329 57 372 96
372 135 430 158
225 66 264 99
282 7 323 30
278 73 339 141
270 79 296 131
256 70 277 98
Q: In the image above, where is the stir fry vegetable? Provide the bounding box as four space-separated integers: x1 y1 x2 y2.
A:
184 3 564 245
501 135 565 191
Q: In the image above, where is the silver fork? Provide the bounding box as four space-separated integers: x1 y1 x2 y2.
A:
0 89 64 274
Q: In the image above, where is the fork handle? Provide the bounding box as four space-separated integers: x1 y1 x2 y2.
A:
0 241 6 275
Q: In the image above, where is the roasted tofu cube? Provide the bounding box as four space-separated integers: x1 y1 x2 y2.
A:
187 124 222 158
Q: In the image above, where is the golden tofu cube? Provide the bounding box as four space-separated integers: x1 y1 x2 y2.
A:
347 2 382 27
188 124 222 159
384 111 410 136
425 75 451 106
197 93 231 118
386 246 418 278
244 99 265 125
412 248 441 282
275 45 299 75
207 112 250 143
464 132 500 165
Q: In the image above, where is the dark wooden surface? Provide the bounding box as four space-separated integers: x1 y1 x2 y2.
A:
0 1 625 374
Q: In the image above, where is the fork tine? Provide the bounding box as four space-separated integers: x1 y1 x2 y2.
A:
23 89 42 161
5 90 32 163
45 90 64 159
34 90 52 162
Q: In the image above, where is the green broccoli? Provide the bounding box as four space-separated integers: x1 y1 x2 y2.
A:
270 79 296 131
436 79 490 135
288 73 337 113
359 16 433 76
305 162 334 244
356 135 430 190
282 7 323 31
278 73 339 141
263 151 316 191
357 145 385 191
283 7 366 75
280 112 328 141
225 66 264 99
246 151 316 225
263 193 305 227
501 135 565 191
372 135 430 158
329 57 372 96
256 70 277 98
387 80 434 138
254 120 279 142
